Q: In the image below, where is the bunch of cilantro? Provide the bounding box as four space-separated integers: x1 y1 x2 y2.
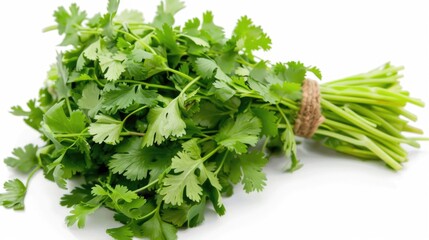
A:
0 0 425 239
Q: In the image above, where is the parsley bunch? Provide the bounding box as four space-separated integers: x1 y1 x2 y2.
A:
1 0 425 239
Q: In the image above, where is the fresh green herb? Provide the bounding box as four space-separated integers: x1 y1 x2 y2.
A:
1 0 425 239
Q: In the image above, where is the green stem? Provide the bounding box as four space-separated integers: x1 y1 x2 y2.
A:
202 146 222 162
115 80 177 91
121 131 145 137
166 67 194 82
25 166 41 188
65 98 73 115
42 25 57 32
133 179 159 193
123 106 147 123
55 132 91 138
321 99 414 145
214 151 229 175
117 30 156 55
179 76 202 96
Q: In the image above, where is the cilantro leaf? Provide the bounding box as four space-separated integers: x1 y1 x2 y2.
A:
156 24 182 55
252 108 279 137
153 0 185 29
60 184 94 208
54 3 87 46
143 98 186 146
4 144 38 173
107 0 120 14
274 61 321 83
66 199 102 228
238 151 268 192
99 50 127 81
115 10 144 25
307 66 322 80
141 212 177 240
11 99 44 131
77 82 102 118
270 82 302 101
194 58 231 82
233 16 271 59
44 101 87 134
192 101 224 128
53 164 68 189
160 151 203 205
187 197 206 227
107 225 134 240
89 115 123 145
108 185 139 203
108 138 150 180
109 138 172 181
200 11 225 44
102 85 138 114
212 81 236 102
55 53 71 99
83 39 102 61
162 207 189 227
0 179 27 210
215 112 262 154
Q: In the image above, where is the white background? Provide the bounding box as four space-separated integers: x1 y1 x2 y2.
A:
1 0 428 239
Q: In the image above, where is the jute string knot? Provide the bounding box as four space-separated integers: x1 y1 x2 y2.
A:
293 79 325 138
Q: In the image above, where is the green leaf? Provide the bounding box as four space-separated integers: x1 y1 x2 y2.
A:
117 198 148 219
109 138 171 181
183 17 200 35
156 24 182 55
60 184 94 207
11 99 44 131
238 151 268 193
107 0 120 14
4 144 38 173
89 115 123 145
107 225 134 240
109 136 177 183
281 127 302 172
109 185 139 203
307 66 322 80
102 85 137 113
134 87 158 107
233 16 271 59
274 61 321 82
143 98 186 146
54 3 87 46
270 82 302 101
115 10 144 25
142 212 177 240
66 200 102 228
44 101 87 134
213 81 236 102
162 207 189 227
77 82 102 118
200 11 225 44
0 179 27 210
55 53 71 99
195 58 231 82
53 164 68 189
187 197 206 227
152 0 185 29
181 34 209 48
252 108 278 137
83 39 101 61
99 50 127 81
160 151 203 205
215 112 262 154
193 101 224 128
